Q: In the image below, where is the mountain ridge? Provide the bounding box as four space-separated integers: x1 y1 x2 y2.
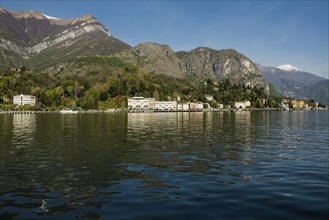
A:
9 9 329 98
115 42 269 93
0 8 130 70
258 64 328 105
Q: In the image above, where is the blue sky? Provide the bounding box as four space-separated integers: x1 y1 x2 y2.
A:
1 0 328 78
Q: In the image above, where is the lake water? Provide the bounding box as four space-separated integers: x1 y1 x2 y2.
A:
0 111 328 220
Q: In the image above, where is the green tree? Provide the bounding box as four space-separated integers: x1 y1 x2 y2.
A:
153 89 160 100
80 88 100 109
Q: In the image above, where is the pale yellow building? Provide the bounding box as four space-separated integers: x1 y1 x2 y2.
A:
291 100 304 109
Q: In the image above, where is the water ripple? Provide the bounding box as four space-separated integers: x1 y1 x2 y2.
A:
0 111 328 219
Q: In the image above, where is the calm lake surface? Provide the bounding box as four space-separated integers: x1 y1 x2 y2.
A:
0 111 328 220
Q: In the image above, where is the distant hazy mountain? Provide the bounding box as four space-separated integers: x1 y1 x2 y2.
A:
0 9 131 70
300 80 329 106
258 64 328 105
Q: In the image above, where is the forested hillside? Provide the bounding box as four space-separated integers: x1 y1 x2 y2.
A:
0 56 275 110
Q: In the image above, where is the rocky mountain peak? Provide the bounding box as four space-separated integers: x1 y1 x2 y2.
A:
0 8 10 14
191 47 214 53
0 9 130 70
177 47 269 93
133 42 174 56
119 42 185 78
79 14 94 21
13 10 47 19
49 13 96 26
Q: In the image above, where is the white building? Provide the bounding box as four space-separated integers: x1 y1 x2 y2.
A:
127 97 179 112
154 101 177 111
190 102 204 111
234 100 251 109
177 103 190 111
127 97 155 112
13 94 37 106
205 95 214 101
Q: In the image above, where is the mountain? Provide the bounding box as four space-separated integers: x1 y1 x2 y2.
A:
117 43 269 93
178 47 269 93
0 9 131 70
1 9 269 94
258 64 328 105
117 42 185 79
300 80 329 106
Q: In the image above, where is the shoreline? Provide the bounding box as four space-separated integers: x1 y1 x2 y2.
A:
1 108 327 114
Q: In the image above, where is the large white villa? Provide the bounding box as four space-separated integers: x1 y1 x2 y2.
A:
127 97 155 112
127 97 204 112
13 94 37 106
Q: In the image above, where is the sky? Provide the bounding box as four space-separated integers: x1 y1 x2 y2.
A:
1 0 328 79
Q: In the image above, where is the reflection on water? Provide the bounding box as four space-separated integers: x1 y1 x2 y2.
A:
126 112 256 180
12 114 36 149
0 111 328 220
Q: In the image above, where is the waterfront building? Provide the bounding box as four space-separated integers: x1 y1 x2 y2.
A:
13 94 37 106
189 102 204 111
155 101 177 111
281 101 289 110
127 97 212 112
291 100 304 109
177 103 190 111
127 97 155 112
281 99 290 109
234 100 251 109
281 98 290 103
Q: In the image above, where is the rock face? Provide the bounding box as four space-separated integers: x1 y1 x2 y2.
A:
0 9 130 69
178 47 269 93
119 43 269 93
